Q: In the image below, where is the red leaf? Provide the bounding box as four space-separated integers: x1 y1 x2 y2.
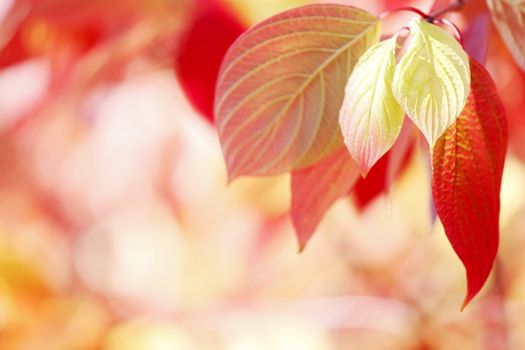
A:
0 0 37 67
175 0 245 122
0 29 30 68
432 58 508 309
291 148 359 250
353 154 389 210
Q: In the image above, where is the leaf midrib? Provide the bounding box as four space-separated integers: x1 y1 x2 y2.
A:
269 18 379 128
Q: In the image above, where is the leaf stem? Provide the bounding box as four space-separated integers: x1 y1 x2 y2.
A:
380 1 466 45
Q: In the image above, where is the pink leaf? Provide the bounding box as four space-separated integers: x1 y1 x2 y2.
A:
291 148 360 250
215 4 381 179
432 58 508 309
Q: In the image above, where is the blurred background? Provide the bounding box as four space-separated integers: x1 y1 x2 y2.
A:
0 0 525 349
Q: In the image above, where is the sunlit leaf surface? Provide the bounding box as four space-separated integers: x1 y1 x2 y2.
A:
393 18 470 147
215 4 381 179
339 37 403 174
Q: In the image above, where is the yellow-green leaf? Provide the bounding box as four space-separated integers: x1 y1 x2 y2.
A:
392 18 470 147
339 37 404 174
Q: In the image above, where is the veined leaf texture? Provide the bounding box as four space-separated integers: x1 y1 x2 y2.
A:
215 4 381 179
393 18 470 147
432 58 508 308
339 37 404 174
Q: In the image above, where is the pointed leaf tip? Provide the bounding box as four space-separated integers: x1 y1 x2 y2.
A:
215 4 381 177
432 58 508 309
393 18 470 147
339 37 404 174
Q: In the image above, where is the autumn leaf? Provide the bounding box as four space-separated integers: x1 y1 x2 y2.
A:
432 58 508 309
175 0 245 122
291 148 360 250
487 0 525 71
393 18 470 147
215 4 381 179
339 36 404 174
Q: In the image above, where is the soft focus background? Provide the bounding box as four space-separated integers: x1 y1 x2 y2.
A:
1 0 525 349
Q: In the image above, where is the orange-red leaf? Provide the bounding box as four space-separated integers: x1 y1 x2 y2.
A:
291 148 359 250
432 58 508 308
215 4 380 179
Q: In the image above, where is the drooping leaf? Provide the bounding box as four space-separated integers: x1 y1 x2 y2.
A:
486 0 525 71
339 36 404 174
175 0 245 122
393 18 470 147
291 148 360 250
215 4 381 179
432 58 508 309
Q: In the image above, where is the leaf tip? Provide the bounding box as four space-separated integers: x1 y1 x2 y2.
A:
460 296 472 312
292 219 312 254
461 289 478 311
352 156 374 178
225 166 241 185
297 239 308 254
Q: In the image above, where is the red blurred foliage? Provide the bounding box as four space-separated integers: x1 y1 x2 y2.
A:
1 0 136 67
0 0 184 93
353 145 413 210
353 155 392 210
174 0 245 122
459 0 525 161
6 1 109 48
0 0 187 234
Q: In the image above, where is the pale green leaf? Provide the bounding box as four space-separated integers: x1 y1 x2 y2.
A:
339 37 404 173
392 18 470 147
